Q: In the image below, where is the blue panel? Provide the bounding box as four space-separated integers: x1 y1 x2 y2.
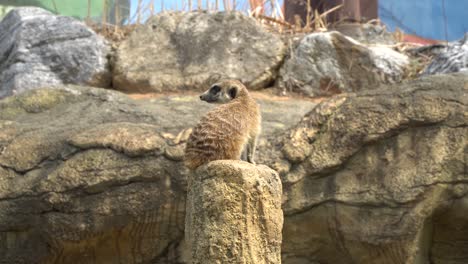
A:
379 0 468 41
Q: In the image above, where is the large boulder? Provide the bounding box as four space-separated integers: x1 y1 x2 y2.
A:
277 31 409 97
112 11 286 93
0 85 313 264
268 74 467 263
424 34 468 75
0 7 111 99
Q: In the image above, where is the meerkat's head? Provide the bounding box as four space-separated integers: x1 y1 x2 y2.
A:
199 80 247 104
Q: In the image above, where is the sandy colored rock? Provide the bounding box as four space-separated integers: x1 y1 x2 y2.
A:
273 73 468 264
185 161 283 264
70 122 166 156
0 88 187 264
113 11 286 93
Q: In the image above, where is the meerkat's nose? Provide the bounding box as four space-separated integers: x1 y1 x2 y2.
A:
199 95 203 99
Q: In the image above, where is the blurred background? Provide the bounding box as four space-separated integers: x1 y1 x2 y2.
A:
0 0 467 42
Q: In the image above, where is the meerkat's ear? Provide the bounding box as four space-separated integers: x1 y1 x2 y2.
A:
229 87 237 99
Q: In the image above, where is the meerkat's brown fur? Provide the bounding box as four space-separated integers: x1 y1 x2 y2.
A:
184 80 261 170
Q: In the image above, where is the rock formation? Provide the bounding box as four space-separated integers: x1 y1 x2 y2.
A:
273 73 468 264
0 85 312 264
0 7 111 99
1 73 466 263
112 11 286 93
186 161 283 264
277 31 409 96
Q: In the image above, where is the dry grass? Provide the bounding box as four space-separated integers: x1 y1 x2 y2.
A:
89 0 347 41
404 55 432 79
402 45 436 79
248 2 344 34
89 0 432 80
88 22 137 44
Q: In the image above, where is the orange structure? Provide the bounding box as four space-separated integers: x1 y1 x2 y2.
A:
248 0 265 15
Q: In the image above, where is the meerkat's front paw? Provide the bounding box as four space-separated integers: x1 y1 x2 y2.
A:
247 158 256 165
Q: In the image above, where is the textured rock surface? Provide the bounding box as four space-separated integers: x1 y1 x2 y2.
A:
0 7 110 99
268 74 467 264
424 34 468 75
0 74 466 263
333 23 396 45
113 11 286 93
0 86 313 264
186 161 282 264
277 31 409 96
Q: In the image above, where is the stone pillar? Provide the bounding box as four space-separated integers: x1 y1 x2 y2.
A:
185 160 283 264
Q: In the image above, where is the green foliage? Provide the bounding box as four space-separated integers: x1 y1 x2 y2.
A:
0 0 130 25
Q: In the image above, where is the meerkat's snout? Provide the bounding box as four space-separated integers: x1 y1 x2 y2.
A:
199 91 214 102
199 84 221 103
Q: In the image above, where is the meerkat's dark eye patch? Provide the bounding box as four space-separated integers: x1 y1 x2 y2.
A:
210 85 221 94
229 87 237 99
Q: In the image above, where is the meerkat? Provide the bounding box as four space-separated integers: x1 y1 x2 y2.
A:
184 80 261 170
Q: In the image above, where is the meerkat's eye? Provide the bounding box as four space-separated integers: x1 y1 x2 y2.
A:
229 87 237 99
210 85 221 94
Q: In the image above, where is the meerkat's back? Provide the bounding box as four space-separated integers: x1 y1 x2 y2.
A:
184 80 260 170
